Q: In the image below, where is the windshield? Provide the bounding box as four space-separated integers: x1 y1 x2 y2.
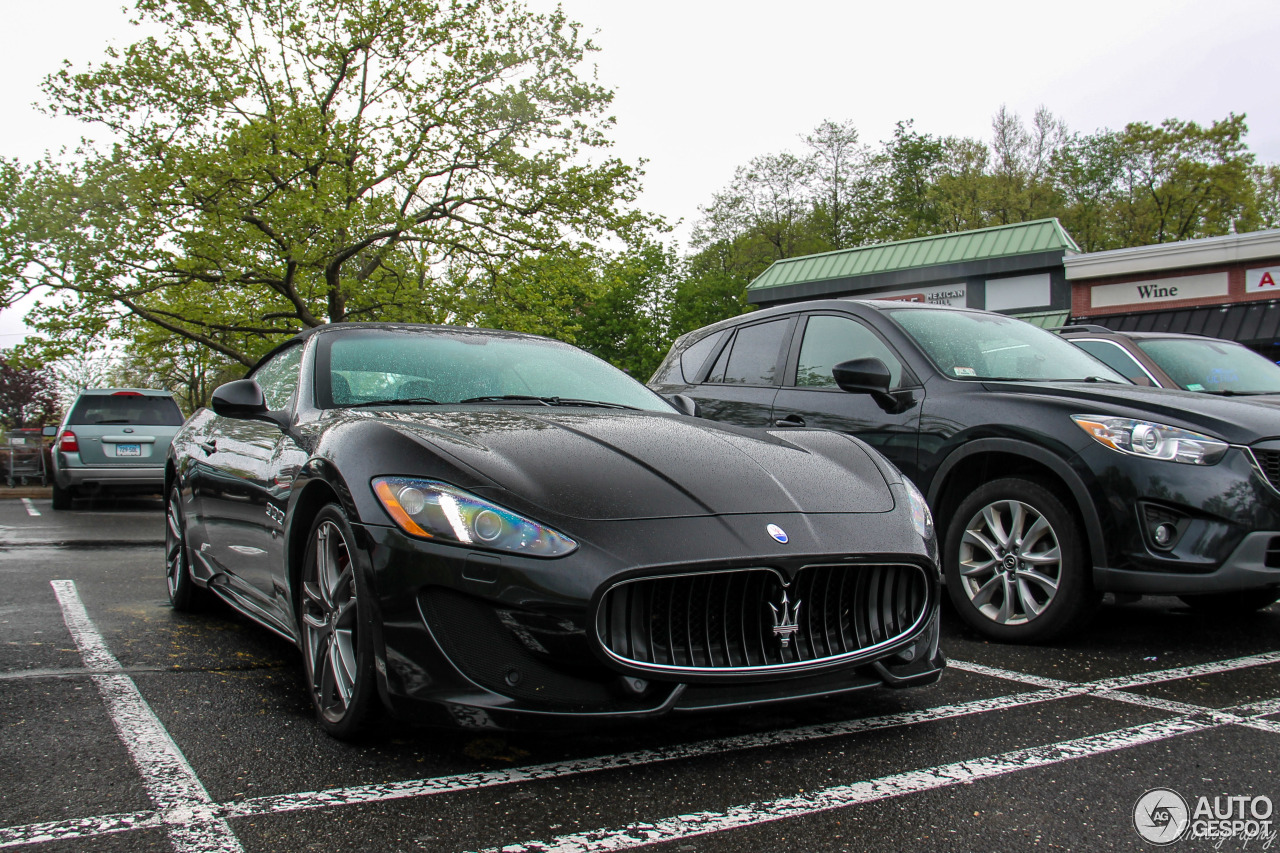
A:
1136 338 1280 394
316 329 674 411
887 308 1128 383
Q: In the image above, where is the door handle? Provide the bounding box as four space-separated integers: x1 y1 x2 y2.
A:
773 415 806 428
198 440 217 455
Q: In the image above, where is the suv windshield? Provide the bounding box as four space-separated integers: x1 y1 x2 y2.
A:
888 308 1127 383
68 393 184 426
1136 338 1280 394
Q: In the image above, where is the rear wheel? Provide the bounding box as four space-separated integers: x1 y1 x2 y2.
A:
299 504 379 739
165 487 209 611
1178 589 1280 615
51 483 74 510
944 477 1096 643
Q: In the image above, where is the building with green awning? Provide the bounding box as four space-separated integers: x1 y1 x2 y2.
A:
745 218 1078 324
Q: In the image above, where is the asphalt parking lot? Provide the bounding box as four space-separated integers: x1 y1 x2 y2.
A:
1 496 1278 852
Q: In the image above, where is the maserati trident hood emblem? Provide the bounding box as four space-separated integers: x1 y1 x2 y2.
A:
767 523 788 544
769 591 802 647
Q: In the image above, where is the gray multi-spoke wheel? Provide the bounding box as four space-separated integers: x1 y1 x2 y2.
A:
166 486 208 611
944 477 1095 643
299 504 377 738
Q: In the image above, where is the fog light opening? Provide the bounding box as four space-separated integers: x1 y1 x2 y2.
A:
1153 523 1176 549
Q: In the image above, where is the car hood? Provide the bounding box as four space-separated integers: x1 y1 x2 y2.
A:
981 380 1280 444
350 408 896 520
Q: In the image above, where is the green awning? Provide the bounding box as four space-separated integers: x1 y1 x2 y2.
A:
748 219 1080 292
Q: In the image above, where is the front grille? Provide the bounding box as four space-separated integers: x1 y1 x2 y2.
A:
597 564 928 672
1251 448 1280 491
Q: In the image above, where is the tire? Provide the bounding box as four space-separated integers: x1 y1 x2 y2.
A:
1178 589 1280 615
943 477 1096 643
166 487 209 612
298 504 379 739
51 483 74 510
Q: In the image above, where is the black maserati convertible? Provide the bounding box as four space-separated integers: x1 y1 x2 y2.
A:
166 323 943 738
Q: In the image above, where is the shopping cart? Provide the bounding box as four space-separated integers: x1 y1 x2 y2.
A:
6 428 48 487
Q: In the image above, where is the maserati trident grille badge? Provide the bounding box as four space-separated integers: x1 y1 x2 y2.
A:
767 523 788 544
769 591 802 647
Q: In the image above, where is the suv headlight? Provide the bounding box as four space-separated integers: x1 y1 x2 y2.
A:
372 477 578 557
1071 415 1228 465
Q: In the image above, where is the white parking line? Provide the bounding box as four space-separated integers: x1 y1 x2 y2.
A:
3 620 1278 851
478 716 1220 853
48 580 244 853
21 498 40 517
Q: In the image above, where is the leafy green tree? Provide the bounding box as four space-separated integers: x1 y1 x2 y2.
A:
5 0 654 368
1110 114 1259 245
576 242 680 380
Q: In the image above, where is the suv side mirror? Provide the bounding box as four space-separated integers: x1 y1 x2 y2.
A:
833 358 892 395
832 358 912 413
210 379 272 421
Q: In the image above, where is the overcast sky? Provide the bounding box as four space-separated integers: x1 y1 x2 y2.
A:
2 0 1278 343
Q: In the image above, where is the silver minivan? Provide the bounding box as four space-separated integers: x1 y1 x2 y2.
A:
50 389 185 509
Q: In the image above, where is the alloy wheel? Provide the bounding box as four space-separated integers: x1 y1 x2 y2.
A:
301 519 359 722
957 498 1062 626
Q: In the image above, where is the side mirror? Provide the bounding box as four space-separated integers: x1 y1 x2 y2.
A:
832 358 909 412
666 394 701 418
210 379 271 420
832 358 892 396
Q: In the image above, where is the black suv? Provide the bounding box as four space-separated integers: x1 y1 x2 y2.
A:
650 300 1280 642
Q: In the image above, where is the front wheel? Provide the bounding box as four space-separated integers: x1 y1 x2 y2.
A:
166 487 210 612
298 505 379 739
944 477 1096 643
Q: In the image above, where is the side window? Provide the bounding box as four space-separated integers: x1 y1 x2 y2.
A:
1072 340 1152 385
706 319 789 386
679 331 725 383
251 345 304 411
795 315 906 389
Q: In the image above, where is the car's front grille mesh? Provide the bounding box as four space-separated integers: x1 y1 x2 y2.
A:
1252 449 1280 492
598 564 927 670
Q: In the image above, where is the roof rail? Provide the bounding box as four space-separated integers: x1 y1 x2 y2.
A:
1050 324 1112 333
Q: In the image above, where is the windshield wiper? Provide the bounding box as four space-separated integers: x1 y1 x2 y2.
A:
345 396 440 408
1202 389 1269 396
459 394 637 409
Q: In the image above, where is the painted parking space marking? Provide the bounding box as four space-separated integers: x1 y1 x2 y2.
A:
478 715 1226 853
5 586 1279 853
47 580 244 853
20 499 40 517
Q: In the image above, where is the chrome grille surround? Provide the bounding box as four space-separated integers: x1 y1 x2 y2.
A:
595 562 932 675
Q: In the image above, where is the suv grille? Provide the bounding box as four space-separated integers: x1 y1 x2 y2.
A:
1252 449 1280 492
597 564 928 672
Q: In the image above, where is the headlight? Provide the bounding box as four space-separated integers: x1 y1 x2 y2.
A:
903 478 934 542
372 477 578 558
1071 415 1228 465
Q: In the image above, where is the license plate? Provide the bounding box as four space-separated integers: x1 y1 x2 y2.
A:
116 444 141 457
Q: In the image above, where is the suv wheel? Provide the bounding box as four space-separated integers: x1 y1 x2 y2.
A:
51 484 75 510
944 477 1096 643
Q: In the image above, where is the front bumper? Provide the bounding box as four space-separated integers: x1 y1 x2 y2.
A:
354 509 944 730
1080 444 1280 595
